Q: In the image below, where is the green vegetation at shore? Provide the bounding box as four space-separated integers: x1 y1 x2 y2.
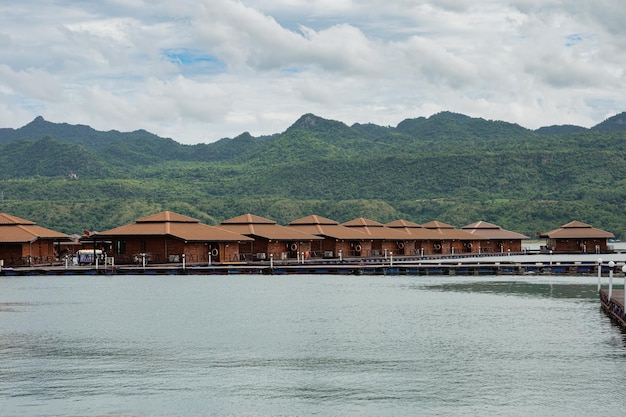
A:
1 112 625 238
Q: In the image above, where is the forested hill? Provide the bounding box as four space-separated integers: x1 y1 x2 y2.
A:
1 111 625 173
0 111 625 237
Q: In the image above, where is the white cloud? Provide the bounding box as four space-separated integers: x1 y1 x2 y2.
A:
0 0 624 143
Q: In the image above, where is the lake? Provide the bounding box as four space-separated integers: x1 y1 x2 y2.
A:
1 274 625 416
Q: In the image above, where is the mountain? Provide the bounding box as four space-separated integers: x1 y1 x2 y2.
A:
534 125 587 135
0 115 189 167
592 112 626 132
533 112 626 135
0 111 625 236
396 111 533 141
0 136 108 179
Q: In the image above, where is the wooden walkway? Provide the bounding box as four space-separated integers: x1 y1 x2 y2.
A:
0 252 615 276
0 259 606 276
600 289 626 327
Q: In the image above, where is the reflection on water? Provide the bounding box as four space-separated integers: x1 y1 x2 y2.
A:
0 275 625 417
427 280 600 300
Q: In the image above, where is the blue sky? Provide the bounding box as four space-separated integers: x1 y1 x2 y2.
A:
0 0 624 144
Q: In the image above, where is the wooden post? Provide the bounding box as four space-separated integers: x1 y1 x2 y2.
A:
622 265 626 309
608 261 615 300
597 258 603 291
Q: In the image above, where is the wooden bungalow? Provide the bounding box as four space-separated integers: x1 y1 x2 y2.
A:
421 220 486 255
287 215 368 258
340 217 414 257
385 219 450 256
461 221 530 253
539 221 614 253
218 214 323 261
92 211 253 264
0 213 70 266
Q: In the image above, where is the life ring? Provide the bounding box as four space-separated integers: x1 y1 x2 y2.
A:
466 242 472 248
355 244 362 252
290 243 298 251
433 243 441 250
397 242 404 249
211 248 219 257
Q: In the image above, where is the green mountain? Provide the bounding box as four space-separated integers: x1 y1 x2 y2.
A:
592 112 626 132
0 115 189 169
0 112 625 238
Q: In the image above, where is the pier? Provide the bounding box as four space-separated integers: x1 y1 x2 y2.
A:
600 289 626 327
599 262 626 327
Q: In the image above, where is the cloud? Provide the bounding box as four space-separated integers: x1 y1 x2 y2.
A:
0 0 624 143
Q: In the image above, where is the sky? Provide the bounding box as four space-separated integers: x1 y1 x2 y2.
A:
0 0 624 144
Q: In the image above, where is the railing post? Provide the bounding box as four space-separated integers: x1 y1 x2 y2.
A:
597 258 603 291
623 264 626 310
608 261 615 300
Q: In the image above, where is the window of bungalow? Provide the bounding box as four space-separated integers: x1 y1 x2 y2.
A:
116 240 126 255
140 241 147 253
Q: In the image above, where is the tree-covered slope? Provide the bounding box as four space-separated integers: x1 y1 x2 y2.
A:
0 111 625 237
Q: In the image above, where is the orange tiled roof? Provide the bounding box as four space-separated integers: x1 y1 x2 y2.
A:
461 221 529 240
341 217 414 240
136 211 199 223
539 221 614 239
220 213 276 225
385 219 447 240
0 213 69 243
385 219 422 228
288 215 369 240
94 211 253 242
422 220 486 240
219 213 323 241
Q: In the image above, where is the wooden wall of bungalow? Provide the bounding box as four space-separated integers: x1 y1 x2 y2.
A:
545 238 608 253
105 236 241 264
237 235 400 260
478 239 523 253
393 238 485 256
329 238 487 257
303 238 396 258
309 238 408 258
237 239 316 261
0 239 62 266
425 239 479 255
398 239 458 256
306 239 356 258
377 238 522 256
305 239 371 257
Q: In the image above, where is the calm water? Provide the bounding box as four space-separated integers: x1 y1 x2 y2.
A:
1 274 625 417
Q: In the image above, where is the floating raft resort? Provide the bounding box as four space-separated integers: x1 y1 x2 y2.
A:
0 210 622 277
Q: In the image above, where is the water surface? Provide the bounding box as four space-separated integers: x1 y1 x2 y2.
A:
0 274 624 416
